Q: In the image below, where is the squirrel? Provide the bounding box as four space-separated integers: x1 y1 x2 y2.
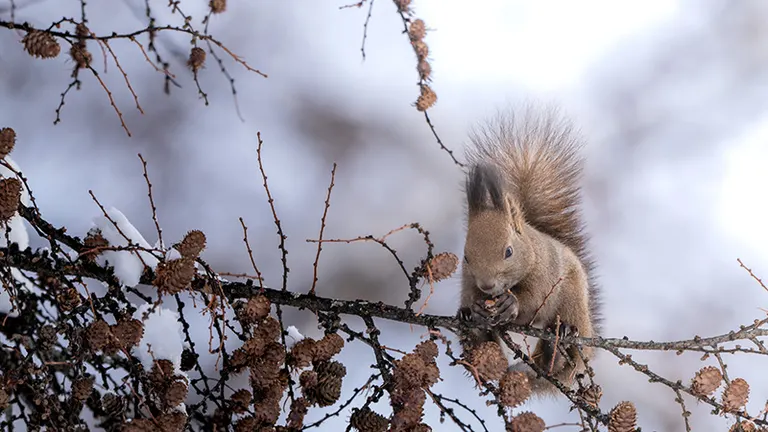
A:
457 104 601 395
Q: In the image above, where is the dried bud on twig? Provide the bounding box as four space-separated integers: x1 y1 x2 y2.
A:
729 421 758 432
394 0 411 13
22 30 61 58
70 44 93 69
608 401 637 432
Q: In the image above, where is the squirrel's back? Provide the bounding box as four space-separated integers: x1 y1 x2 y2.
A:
464 104 602 334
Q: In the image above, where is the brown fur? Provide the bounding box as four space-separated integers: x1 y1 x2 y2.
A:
459 104 601 395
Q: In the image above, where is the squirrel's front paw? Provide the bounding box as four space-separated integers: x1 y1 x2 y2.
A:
487 292 519 326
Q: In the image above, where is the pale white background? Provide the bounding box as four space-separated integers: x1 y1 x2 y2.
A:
2 0 768 430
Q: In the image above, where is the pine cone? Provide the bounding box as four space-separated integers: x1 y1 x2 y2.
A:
608 401 637 432
393 352 440 388
22 30 61 58
580 384 602 408
229 389 251 413
289 338 316 368
0 127 15 159
156 411 186 432
287 397 309 429
86 319 114 353
313 332 345 363
0 177 21 223
186 47 206 72
153 257 196 295
101 392 125 419
730 421 758 432
163 379 188 407
507 412 545 432
111 318 144 350
71 376 94 402
209 0 226 13
415 84 437 111
305 372 342 407
233 416 257 432
722 378 750 412
408 19 426 41
425 253 457 282
350 407 389 432
691 366 723 397
413 339 439 362
0 387 7 410
238 294 271 325
499 370 531 408
176 229 206 259
467 341 507 382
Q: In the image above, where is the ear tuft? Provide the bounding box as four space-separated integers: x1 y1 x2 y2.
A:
466 163 505 213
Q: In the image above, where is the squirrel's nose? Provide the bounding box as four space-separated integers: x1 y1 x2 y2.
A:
478 283 495 292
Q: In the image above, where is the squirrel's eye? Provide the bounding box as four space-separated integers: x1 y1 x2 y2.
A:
504 246 513 259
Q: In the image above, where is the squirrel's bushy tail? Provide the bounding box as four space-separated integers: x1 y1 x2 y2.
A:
464 104 601 333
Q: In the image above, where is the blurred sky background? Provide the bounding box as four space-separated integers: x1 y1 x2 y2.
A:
3 0 768 430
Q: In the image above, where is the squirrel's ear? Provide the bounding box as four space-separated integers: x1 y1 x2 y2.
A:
505 195 524 234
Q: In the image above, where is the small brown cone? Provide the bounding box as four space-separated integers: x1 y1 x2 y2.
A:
417 59 432 81
0 177 21 223
71 376 94 401
187 47 206 72
111 318 144 350
239 294 271 325
86 319 113 352
412 40 429 60
229 389 251 413
722 378 749 413
580 383 602 408
313 332 345 362
415 84 437 112
507 412 545 432
413 339 439 362
499 370 531 408
70 44 92 69
608 401 637 432
22 30 61 58
0 128 15 158
394 0 411 13
176 229 206 258
408 19 426 41
730 421 757 432
154 257 196 295
468 341 507 382
426 252 458 282
163 379 188 407
209 0 226 13
289 338 316 368
350 406 389 432
691 365 723 396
